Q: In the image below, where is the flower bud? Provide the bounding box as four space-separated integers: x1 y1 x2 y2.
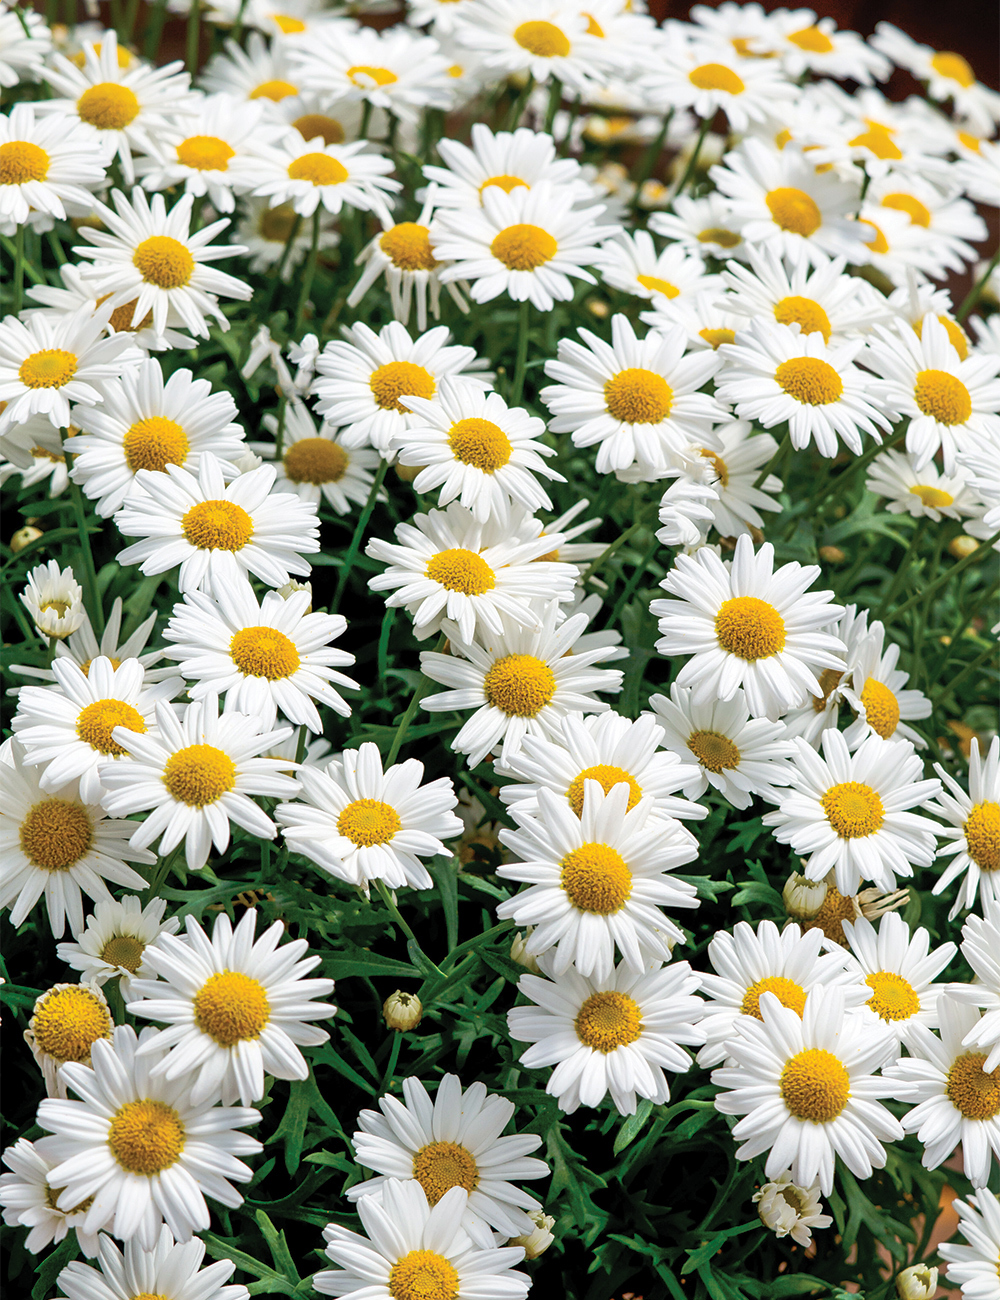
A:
10 525 43 553
20 560 85 639
277 580 312 611
896 1264 938 1300
233 449 264 474
510 930 540 974
949 535 979 559
782 872 827 921
510 1210 555 1260
383 990 422 1032
819 545 846 564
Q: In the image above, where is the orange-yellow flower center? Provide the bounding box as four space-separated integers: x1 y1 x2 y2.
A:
575 989 643 1051
775 356 843 405
249 79 298 101
881 192 931 228
369 360 436 413
162 743 237 806
101 933 147 972
287 152 349 186
865 970 920 1021
849 121 902 161
0 140 50 184
604 368 673 424
447 417 513 472
76 82 140 130
181 499 254 551
909 484 955 509
699 327 737 349
766 187 822 236
19 349 78 390
688 62 745 94
687 729 742 772
19 799 93 870
859 677 900 739
715 596 786 660
412 1141 478 1205
346 64 398 88
915 315 969 360
194 970 270 1045
292 114 345 145
133 236 195 289
513 20 570 58
425 547 496 595
780 1048 850 1121
483 653 555 717
964 801 1000 872
284 437 349 485
787 25 834 53
491 223 557 271
76 698 146 754
380 222 437 271
636 274 680 299
108 1100 185 1175
566 765 642 816
821 781 884 838
32 985 111 1061
773 295 832 342
946 1053 1000 1119
388 1250 459 1300
272 13 306 32
701 448 729 485
229 626 301 679
741 975 807 1019
561 842 632 913
698 226 742 248
913 369 972 425
123 416 189 473
479 173 527 196
176 134 235 172
931 50 975 87
337 797 402 846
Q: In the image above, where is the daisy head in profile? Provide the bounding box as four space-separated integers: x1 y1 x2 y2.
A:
929 736 1000 919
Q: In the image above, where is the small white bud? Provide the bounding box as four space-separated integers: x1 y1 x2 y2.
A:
782 872 827 921
510 1210 555 1260
896 1264 938 1300
510 931 540 974
20 560 85 640
382 990 422 1032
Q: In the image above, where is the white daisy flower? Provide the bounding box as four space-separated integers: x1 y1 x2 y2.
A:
53 1226 249 1300
346 1073 548 1245
939 1189 1000 1300
392 379 562 525
508 953 704 1115
929 737 1000 919
251 400 380 513
240 134 399 222
507 498 606 572
840 623 932 749
759 10 890 82
35 1024 261 1250
871 23 1000 134
0 102 107 231
236 197 339 280
642 38 794 132
651 533 846 721
25 982 114 1098
592 229 722 306
275 741 462 891
421 602 624 769
56 896 181 996
654 475 718 548
649 683 796 810
496 781 700 979
310 320 489 455
453 0 613 95
20 559 85 640
73 187 251 341
0 6 51 87
424 122 590 211
752 1172 833 1248
957 138 1000 209
639 286 745 362
235 0 347 40
0 437 70 496
0 1137 99 1258
763 730 942 896
162 584 357 733
98 694 298 872
407 0 479 37
12 655 182 803
200 32 303 112
113 453 320 597
867 172 986 279
947 900 1000 1074
10 596 173 689
540 314 726 477
853 205 942 289
780 603 872 749
866 448 982 523
649 192 747 263
712 985 901 1195
314 1179 530 1300
692 420 784 538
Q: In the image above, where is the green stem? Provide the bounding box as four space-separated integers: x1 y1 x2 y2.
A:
543 77 562 135
379 1029 403 1091
141 846 181 903
875 516 927 621
385 633 446 767
957 247 1000 322
108 0 123 39
632 109 673 197
65 446 104 637
360 101 373 140
123 0 141 43
185 0 201 75
264 213 303 313
505 72 534 131
374 880 445 977
13 223 24 314
331 458 388 615
581 500 658 585
144 0 170 59
294 210 321 336
940 643 995 698
509 299 530 407
888 531 1000 624
753 429 791 490
673 116 711 199
607 533 660 629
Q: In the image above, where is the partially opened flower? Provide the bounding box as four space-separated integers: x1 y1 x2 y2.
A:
0 1137 99 1258
20 560 85 640
25 982 113 1098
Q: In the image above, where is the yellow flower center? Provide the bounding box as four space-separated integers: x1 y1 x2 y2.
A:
42 599 72 618
292 113 345 145
273 13 306 32
32 985 111 1061
194 970 270 1045
101 933 147 972
913 369 972 425
123 416 189 473
688 62 745 94
479 173 527 196
765 187 822 236
284 437 348 485
699 327 736 349
957 130 982 152
560 842 632 914
583 12 604 37
380 222 437 271
575 989 643 1051
181 499 254 551
102 296 153 332
909 484 955 509
162 744 236 807
948 1051 1000 1122
44 1183 94 1215
76 82 140 130
865 970 920 1021
931 50 975 87
133 236 195 290
369 360 436 413
176 134 235 172
32 445 66 463
773 295 832 342
848 122 902 160
604 368 673 424
513 20 570 58
337 797 403 846
483 653 555 717
76 698 146 755
287 152 349 186
79 655 122 675
249 79 298 101
18 349 78 390
775 356 843 405
447 416 513 471
346 64 398 88
388 1250 459 1300
636 274 680 298
714 596 786 660
19 799 93 870
914 315 969 361
229 626 301 679
0 140 50 184
881 192 931 228
71 42 132 69
859 677 900 739
687 729 742 772
804 884 855 946
566 764 642 816
412 1141 478 1205
260 204 299 242
964 801 1000 872
108 1100 185 1175
821 781 884 838
698 226 742 248
491 223 557 271
425 547 496 595
780 1048 850 1122
741 975 807 1019
701 448 729 485
787 25 834 53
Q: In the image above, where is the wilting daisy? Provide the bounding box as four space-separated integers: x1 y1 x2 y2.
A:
54 1226 249 1300
643 38 793 132
763 731 942 895
162 584 357 733
939 1189 1000 1299
594 230 721 307
314 1179 530 1300
0 102 107 230
347 1074 548 1244
276 741 463 891
424 123 590 210
252 400 379 512
752 1172 833 1249
240 134 399 222
508 953 704 1115
948 902 1000 1074
25 982 114 1098
651 534 846 721
126 908 335 1107
35 1024 261 1249
929 737 1000 918
99 694 298 872
20 559 84 641
0 1137 99 1257
56 896 181 996
840 623 931 749
712 986 900 1195
114 453 320 596
73 188 251 341
866 448 982 523
454 0 611 94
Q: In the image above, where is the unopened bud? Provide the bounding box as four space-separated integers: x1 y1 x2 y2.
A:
510 1210 555 1259
510 930 540 973
10 526 44 553
782 872 827 921
233 449 264 474
277 580 312 611
586 297 610 318
949 535 979 559
896 1264 938 1300
819 545 846 564
382 990 422 1032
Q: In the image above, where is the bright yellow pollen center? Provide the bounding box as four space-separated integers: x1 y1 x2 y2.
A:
576 990 643 1051
910 484 955 509
698 226 742 248
865 970 920 1021
946 1053 1000 1118
181 499 254 551
858 218 890 253
636 273 680 298
566 765 642 816
561 842 632 914
849 122 902 160
284 437 348 485
380 222 437 271
346 64 398 87
687 729 742 772
715 596 786 660
32 986 111 1061
369 360 436 413
479 173 527 196
163 744 237 807
32 446 66 463
292 114 345 146
916 316 970 360
104 296 153 332
700 327 736 349
859 677 900 739
337 797 402 847
491 223 557 271
821 781 884 838
76 82 140 130
412 1141 478 1205
958 130 982 152
775 356 843 405
133 236 195 289
780 1048 850 1121
19 799 92 870
604 368 672 424
804 884 856 946
43 600 72 617
250 79 298 101
514 20 571 58
76 698 146 755
425 547 496 595
773 295 832 342
483 653 555 717
101 933 147 972
108 1100 185 1175
19 349 78 389
0 140 50 184
229 626 301 679
881 192 932 228
688 62 746 94
787 25 835 53
766 187 822 236
287 152 349 186
194 971 270 1045
447 416 512 471
123 416 189 473
741 975 807 1019
80 655 121 675
388 1250 460 1300
931 50 975 87
965 801 1000 872
273 13 306 31
176 134 235 171
913 369 972 425
71 42 132 69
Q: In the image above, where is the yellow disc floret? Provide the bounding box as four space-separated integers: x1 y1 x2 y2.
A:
491 223 557 271
913 369 972 425
181 499 254 551
412 1141 479 1205
687 729 742 772
284 438 349 485
575 990 643 1051
604 368 673 424
964 801 1000 872
0 140 50 184
19 349 78 390
780 1047 850 1121
163 744 237 807
76 83 140 130
775 356 843 405
479 174 527 196
513 20 571 58
688 63 745 94
931 50 975 87
698 227 742 248
741 975 807 1020
380 222 437 271
101 933 147 972
636 274 680 298
76 698 146 755
699 327 736 349
787 25 834 52
446 417 513 471
19 799 93 870
560 842 632 914
249 79 298 101
881 192 932 228
369 360 436 413
31 985 111 1061
773 295 832 342
910 484 955 509
715 596 786 660
229 626 301 680
337 797 403 847
108 1100 185 1175
388 1250 460 1300
566 765 642 816
426 548 496 595
865 970 920 1021
123 416 189 473
176 135 235 172
346 64 398 87
483 653 556 717
821 781 885 838
765 187 822 236
194 970 270 1045
273 13 306 32
287 152 349 186
947 1053 1000 1119
292 114 345 146
133 236 195 289
859 677 900 739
